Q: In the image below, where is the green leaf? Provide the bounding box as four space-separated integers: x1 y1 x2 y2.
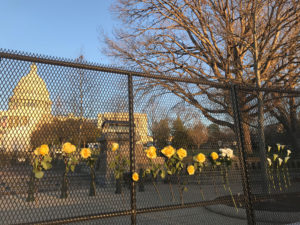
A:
70 165 75 172
35 171 44 179
41 161 52 170
171 167 176 174
160 170 166 179
34 158 39 168
44 155 52 162
183 186 188 192
167 170 172 175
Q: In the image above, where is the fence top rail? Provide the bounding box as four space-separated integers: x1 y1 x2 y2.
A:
0 49 299 95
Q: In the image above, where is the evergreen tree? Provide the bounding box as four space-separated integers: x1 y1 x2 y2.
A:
171 116 189 149
152 118 170 150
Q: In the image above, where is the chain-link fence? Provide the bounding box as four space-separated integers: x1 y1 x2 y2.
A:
0 50 299 225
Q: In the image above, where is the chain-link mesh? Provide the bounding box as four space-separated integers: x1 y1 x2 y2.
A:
0 56 131 224
0 50 299 225
237 87 300 225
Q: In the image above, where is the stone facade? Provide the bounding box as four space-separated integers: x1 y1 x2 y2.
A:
98 112 152 145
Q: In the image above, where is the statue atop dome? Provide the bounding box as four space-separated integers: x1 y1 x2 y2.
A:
30 63 37 74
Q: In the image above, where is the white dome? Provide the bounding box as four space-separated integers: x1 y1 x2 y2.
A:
9 63 51 107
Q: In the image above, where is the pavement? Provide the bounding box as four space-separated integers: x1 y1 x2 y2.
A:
0 168 300 225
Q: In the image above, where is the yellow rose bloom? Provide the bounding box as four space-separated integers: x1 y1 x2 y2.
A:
146 146 157 159
80 148 91 159
210 152 219 160
62 142 76 154
176 148 187 160
39 144 49 156
111 142 119 152
187 165 195 175
196 153 206 163
34 147 40 156
161 146 176 158
132 172 139 182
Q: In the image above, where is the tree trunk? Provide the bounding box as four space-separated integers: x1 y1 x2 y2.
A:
242 122 253 154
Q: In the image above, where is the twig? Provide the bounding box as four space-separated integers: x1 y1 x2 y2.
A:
152 179 163 203
197 176 205 200
177 175 184 205
168 176 175 202
276 165 282 191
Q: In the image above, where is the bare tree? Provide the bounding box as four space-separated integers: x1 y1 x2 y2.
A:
188 121 208 151
103 0 299 154
68 55 96 147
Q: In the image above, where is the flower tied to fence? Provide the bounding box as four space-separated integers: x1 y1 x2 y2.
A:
32 144 52 179
162 146 187 204
216 148 238 212
109 142 129 194
62 142 78 173
80 147 100 196
143 146 164 202
132 172 139 182
27 144 53 202
60 142 78 199
266 144 292 192
187 165 195 175
190 152 206 200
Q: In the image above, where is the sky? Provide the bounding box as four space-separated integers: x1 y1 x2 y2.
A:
0 1 213 127
0 0 118 64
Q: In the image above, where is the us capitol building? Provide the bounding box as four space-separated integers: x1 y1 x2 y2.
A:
0 63 152 154
0 64 52 153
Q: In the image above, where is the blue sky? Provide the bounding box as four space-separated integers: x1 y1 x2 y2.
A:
0 0 118 64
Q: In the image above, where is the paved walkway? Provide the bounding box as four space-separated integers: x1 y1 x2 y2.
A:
1 182 299 224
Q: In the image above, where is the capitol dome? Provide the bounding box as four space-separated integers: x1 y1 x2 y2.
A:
9 63 52 113
1 63 52 153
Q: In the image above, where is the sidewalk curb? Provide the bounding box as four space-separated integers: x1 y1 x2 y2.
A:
204 204 300 224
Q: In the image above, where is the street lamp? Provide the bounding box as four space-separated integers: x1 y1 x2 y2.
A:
218 140 222 148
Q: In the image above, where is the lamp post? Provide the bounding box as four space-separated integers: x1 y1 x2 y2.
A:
218 140 222 148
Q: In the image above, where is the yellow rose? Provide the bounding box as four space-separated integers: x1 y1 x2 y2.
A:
111 142 119 152
62 142 76 154
176 148 187 160
80 148 91 159
132 172 139 182
195 153 206 163
34 147 40 156
39 144 49 156
210 152 219 160
187 165 195 175
146 146 157 159
161 146 176 158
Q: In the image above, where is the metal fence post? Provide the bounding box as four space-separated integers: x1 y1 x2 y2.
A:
128 74 137 225
230 85 256 225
